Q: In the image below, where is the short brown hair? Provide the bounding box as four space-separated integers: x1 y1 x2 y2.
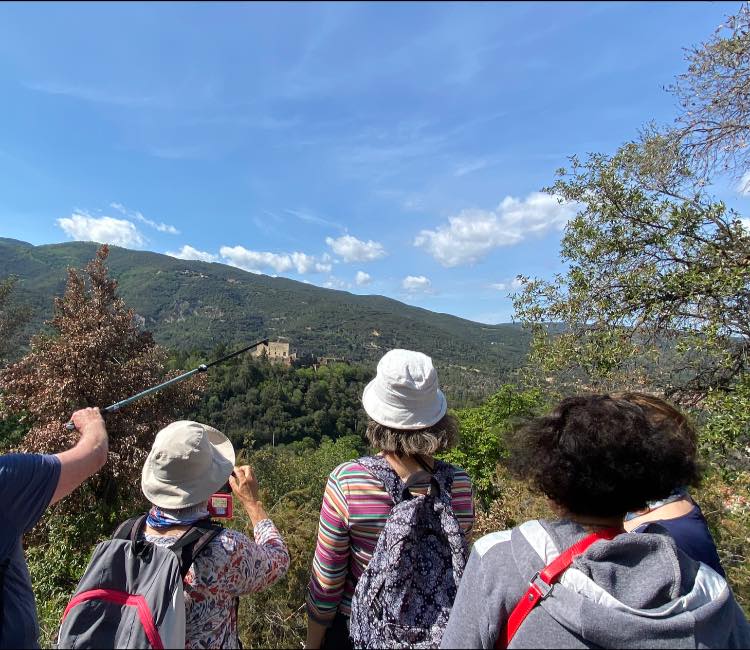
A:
609 391 697 457
365 414 459 456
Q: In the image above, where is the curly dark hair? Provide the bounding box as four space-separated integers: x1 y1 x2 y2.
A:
609 391 698 458
506 395 699 518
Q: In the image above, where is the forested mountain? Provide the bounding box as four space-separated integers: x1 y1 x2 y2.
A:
0 238 529 402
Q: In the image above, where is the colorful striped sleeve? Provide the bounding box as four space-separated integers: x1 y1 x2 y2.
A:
451 469 475 535
306 465 351 624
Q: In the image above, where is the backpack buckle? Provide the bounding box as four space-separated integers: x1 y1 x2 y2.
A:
530 572 553 600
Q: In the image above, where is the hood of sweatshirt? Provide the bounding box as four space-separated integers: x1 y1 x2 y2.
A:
509 520 744 648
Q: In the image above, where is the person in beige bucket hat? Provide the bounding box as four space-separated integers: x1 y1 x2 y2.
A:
141 421 236 509
305 349 475 650
133 420 289 648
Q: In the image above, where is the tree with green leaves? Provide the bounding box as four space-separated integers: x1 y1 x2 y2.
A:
513 139 750 402
440 385 544 508
513 4 750 407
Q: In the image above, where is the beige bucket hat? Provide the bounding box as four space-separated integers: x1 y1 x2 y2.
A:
362 349 447 430
141 420 235 509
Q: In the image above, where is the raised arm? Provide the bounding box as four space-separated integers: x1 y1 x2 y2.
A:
52 407 109 504
225 465 290 594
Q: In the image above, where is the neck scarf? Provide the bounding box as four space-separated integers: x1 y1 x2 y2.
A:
146 502 211 530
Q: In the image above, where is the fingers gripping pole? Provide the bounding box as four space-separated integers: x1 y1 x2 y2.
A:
64 338 269 431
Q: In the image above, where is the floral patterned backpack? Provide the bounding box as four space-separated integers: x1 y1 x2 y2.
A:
349 455 468 649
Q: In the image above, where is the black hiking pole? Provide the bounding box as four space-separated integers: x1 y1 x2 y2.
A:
65 338 269 431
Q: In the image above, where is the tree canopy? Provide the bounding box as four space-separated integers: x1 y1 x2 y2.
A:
513 4 750 408
0 246 204 507
670 2 750 178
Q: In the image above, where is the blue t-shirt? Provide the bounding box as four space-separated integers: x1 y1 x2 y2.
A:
0 453 61 649
637 504 726 577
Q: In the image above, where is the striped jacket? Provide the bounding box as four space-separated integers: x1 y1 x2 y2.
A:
306 458 475 623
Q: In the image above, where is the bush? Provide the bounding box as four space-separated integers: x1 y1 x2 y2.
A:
700 374 750 471
236 435 366 648
692 468 750 612
441 385 545 508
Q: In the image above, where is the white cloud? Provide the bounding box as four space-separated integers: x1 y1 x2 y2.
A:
57 212 146 248
110 202 179 234
219 245 330 275
402 275 431 292
355 271 372 286
324 276 352 290
414 192 579 267
737 171 750 196
220 246 293 273
741 218 750 232
325 234 387 263
165 245 218 263
291 252 332 274
490 277 524 292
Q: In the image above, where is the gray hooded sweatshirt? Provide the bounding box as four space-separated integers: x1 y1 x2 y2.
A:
441 519 750 649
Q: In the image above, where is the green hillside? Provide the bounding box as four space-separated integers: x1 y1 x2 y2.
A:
0 238 529 402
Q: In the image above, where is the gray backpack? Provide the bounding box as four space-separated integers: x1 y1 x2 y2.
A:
349 455 468 649
57 515 222 649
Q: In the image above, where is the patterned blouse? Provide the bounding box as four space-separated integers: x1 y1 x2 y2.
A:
306 459 475 624
145 518 289 649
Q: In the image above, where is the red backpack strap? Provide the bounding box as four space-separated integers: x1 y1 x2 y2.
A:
495 527 620 649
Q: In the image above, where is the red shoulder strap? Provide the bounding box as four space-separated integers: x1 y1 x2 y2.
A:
495 527 621 649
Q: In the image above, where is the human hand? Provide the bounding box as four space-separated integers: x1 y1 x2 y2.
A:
70 407 107 437
230 465 269 526
229 465 261 505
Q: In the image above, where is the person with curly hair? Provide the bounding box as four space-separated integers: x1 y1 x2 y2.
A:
305 349 475 650
612 391 725 576
442 395 750 649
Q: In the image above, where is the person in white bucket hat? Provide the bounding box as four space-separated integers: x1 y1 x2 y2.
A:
361 348 448 431
306 350 475 650
134 421 289 649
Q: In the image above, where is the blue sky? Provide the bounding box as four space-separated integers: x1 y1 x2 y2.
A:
0 1 744 323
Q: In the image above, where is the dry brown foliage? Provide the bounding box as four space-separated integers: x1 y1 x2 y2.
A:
0 245 205 508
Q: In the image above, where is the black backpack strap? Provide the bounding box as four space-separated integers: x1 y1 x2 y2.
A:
414 454 434 474
402 470 440 501
169 521 224 580
113 515 222 578
112 514 148 542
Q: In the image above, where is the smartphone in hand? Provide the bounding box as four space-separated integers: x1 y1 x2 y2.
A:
207 481 234 519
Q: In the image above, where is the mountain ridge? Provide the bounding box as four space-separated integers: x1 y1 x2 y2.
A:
0 238 529 400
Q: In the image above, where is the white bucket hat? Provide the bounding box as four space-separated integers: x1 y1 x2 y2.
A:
362 349 447 430
141 420 235 509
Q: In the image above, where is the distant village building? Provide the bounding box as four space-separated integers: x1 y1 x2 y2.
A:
318 356 347 366
252 340 296 366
